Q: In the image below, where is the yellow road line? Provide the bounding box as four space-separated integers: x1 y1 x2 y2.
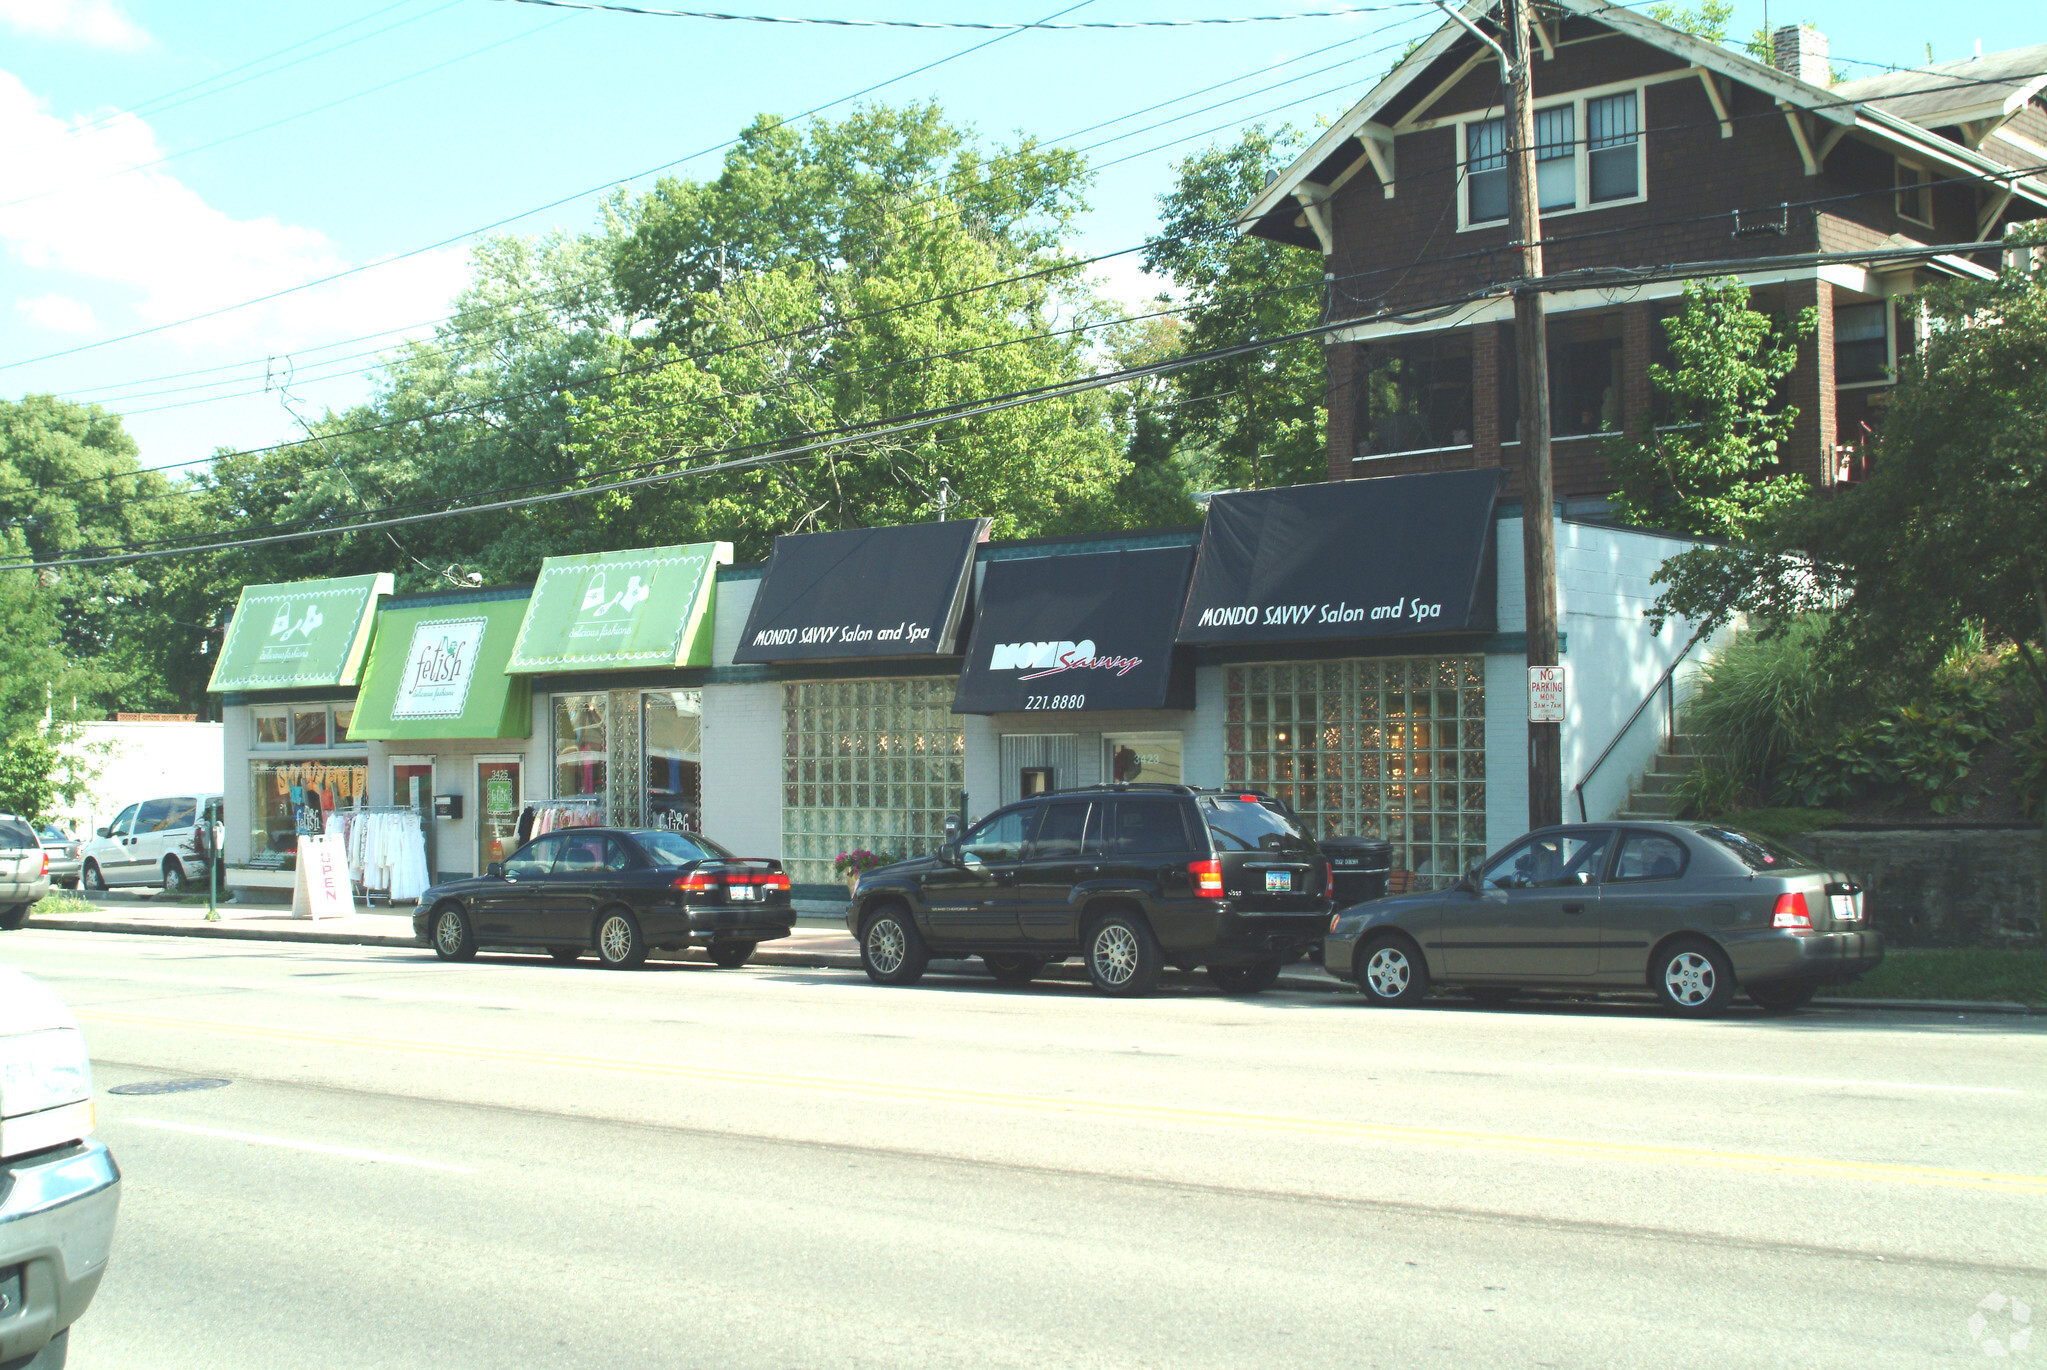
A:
78 1008 2047 1196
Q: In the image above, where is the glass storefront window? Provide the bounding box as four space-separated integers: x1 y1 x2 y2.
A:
1225 657 1486 890
1104 733 1183 786
781 678 963 888
552 693 608 798
250 759 367 869
293 710 329 747
644 690 703 832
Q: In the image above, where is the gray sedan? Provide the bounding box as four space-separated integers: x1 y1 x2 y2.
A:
1324 822 1882 1016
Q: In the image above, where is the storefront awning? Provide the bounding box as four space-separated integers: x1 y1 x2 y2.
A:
733 518 988 664
1177 470 1502 646
346 596 532 740
953 546 1196 714
506 542 732 673
207 573 394 693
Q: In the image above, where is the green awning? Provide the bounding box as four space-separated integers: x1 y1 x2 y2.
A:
506 542 731 673
207 573 393 693
346 596 532 740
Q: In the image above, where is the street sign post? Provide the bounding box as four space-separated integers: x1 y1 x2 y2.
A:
1528 665 1568 725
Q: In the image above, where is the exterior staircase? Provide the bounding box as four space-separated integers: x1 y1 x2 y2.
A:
1613 732 1705 821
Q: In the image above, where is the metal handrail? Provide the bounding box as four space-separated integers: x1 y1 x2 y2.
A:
1574 628 1707 822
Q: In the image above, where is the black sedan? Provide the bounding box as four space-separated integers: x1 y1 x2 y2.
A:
412 827 795 970
1324 821 1882 1016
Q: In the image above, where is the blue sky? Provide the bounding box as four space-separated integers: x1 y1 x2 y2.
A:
0 0 2038 472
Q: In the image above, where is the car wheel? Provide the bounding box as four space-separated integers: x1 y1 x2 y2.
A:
1206 957 1284 994
596 910 648 969
860 905 928 986
1653 937 1736 1017
709 941 756 969
1357 933 1430 1007
1747 981 1817 1014
548 947 583 964
82 860 106 892
983 953 1044 985
1464 987 1519 1007
162 858 186 893
0 904 27 931
431 903 477 961
1085 913 1162 997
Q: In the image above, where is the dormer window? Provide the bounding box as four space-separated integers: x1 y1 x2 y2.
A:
1460 87 1644 229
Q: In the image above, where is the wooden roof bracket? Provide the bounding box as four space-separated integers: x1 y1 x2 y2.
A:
1779 102 1820 175
1979 179 2017 238
1693 67 1732 138
1292 184 1335 254
1359 123 1398 199
1531 14 1554 60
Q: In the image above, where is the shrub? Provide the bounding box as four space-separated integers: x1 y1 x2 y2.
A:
833 849 896 877
1676 618 1836 812
1782 674 2002 814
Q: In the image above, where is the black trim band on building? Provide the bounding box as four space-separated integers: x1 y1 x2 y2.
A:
1177 469 1503 647
953 545 1196 715
733 519 988 664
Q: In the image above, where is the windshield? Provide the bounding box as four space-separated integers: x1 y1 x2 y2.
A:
39 824 69 843
633 829 734 865
1694 826 1816 872
1198 795 1315 853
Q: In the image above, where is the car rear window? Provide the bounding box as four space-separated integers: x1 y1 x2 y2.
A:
1695 826 1816 872
0 819 39 849
634 830 733 865
1198 796 1315 853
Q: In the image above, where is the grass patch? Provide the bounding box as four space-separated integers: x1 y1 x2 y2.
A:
31 891 97 915
1816 948 2047 1006
1702 808 1846 842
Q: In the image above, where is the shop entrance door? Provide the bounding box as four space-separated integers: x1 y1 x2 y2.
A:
392 758 436 881
1103 732 1183 786
477 758 523 874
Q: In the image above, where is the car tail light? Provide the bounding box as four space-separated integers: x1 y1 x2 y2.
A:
41 851 49 875
1328 913 1342 933
1189 858 1225 898
671 872 717 894
1237 795 1260 803
1771 892 1813 931
724 870 792 891
1320 857 1333 891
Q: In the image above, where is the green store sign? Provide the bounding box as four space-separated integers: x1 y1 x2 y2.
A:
207 573 393 693
506 542 731 673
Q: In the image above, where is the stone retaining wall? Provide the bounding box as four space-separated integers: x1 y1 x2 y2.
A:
1799 827 2044 949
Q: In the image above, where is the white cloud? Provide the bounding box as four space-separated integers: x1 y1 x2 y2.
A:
15 292 97 333
1091 252 1185 314
0 69 470 357
0 0 149 50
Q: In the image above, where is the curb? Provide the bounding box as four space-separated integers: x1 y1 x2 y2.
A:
17 918 2043 1013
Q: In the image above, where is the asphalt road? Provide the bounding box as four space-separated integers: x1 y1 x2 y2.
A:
3 928 2042 1369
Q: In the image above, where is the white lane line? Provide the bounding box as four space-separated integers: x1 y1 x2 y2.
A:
1532 1064 2020 1095
122 1118 476 1173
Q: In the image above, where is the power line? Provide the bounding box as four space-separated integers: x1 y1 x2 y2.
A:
488 0 1434 26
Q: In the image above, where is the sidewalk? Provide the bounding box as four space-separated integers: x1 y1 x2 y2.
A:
19 896 2040 1012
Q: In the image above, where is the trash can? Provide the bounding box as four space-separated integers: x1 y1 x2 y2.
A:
1321 836 1394 908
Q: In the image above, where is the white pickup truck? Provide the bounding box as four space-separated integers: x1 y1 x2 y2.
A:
0 967 120 1370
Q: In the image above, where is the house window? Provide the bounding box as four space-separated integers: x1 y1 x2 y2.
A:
1534 106 1576 211
1587 92 1640 202
1895 160 1933 227
1497 313 1623 439
1462 88 1645 228
1355 334 1474 457
1834 302 1889 384
254 711 289 748
1466 118 1511 225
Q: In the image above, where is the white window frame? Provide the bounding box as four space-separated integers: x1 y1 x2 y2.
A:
1834 297 1916 391
252 702 363 753
1455 81 1648 232
1894 158 1934 228
252 708 290 751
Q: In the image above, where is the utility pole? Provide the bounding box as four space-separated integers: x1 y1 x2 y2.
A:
1505 0 1562 829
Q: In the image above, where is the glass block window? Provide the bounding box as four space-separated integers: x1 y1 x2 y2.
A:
781 678 964 888
1224 657 1486 890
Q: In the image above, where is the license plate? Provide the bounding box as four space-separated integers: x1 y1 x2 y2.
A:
729 884 758 902
1265 870 1293 893
1830 893 1859 921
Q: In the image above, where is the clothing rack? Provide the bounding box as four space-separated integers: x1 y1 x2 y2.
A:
325 805 429 905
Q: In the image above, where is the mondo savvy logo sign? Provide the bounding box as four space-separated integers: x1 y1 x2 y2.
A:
391 617 488 720
990 640 1143 680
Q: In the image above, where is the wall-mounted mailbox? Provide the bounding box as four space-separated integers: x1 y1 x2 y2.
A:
433 793 463 820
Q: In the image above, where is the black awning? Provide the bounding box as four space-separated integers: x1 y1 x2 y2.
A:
732 518 988 663
953 546 1196 714
1177 469 1503 645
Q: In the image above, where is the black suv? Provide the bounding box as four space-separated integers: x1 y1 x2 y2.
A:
846 785 1332 996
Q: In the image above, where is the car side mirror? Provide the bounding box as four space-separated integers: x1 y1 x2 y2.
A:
1458 861 1481 892
96 826 111 838
938 843 961 868
486 862 504 879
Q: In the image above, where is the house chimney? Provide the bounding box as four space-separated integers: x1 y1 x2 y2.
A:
1773 24 1831 86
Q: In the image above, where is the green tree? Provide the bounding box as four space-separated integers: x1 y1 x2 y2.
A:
1146 125 1326 492
1606 279 1815 539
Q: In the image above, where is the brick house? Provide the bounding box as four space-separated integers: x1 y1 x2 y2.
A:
1239 1 2047 505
